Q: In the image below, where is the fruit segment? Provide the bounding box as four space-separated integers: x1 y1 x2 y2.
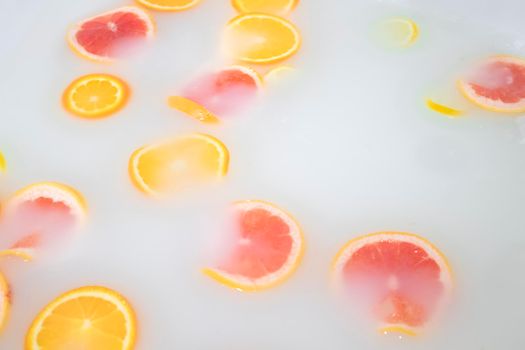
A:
426 99 464 117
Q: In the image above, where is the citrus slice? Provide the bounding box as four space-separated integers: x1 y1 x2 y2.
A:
129 134 229 196
264 65 296 85
168 66 262 121
0 272 10 334
426 99 464 117
63 74 129 119
2 182 87 256
231 0 299 16
376 18 419 48
26 286 136 350
332 232 453 335
0 151 6 173
458 55 525 113
224 13 301 64
67 6 155 62
203 200 305 292
136 0 201 11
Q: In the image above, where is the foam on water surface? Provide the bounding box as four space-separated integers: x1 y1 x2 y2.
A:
1 0 525 349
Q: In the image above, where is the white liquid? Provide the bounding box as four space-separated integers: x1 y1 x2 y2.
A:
1 0 525 349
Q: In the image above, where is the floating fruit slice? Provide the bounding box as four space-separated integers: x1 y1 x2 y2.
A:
129 134 229 196
26 286 136 350
232 0 299 16
332 232 452 336
426 99 464 117
203 200 305 292
265 65 296 85
0 272 10 334
376 18 419 48
0 151 5 173
67 6 155 62
63 74 129 119
136 0 201 11
2 182 87 255
224 13 301 64
168 66 262 121
458 56 525 113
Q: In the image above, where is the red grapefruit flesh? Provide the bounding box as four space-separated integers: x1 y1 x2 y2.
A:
458 56 525 113
68 6 155 62
333 232 452 335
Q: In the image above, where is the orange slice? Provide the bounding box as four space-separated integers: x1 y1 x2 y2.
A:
136 0 201 11
63 74 129 119
129 134 229 196
26 286 137 350
224 13 301 64
67 6 155 62
458 55 525 113
203 200 305 292
332 232 453 336
426 99 464 117
2 182 87 257
232 0 299 16
0 272 10 334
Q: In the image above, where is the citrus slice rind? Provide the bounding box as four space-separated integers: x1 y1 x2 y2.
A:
264 65 296 85
224 13 301 64
136 0 201 11
231 0 299 16
426 99 464 117
0 249 34 262
63 74 129 119
0 272 10 334
377 18 419 48
203 200 305 292
25 286 137 350
457 56 525 113
67 6 155 62
129 134 230 197
332 231 453 335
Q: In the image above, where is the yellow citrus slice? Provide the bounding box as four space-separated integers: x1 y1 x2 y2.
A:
0 272 10 334
129 134 229 196
332 232 453 335
426 99 464 117
203 200 305 292
232 0 299 16
458 55 525 113
264 65 296 85
224 13 301 64
63 74 129 119
377 18 419 47
136 0 201 11
167 96 220 123
67 6 155 62
0 151 6 173
25 286 137 350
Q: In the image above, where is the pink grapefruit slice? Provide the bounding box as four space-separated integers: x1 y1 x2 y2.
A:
203 200 305 292
67 6 155 62
458 55 525 113
168 66 262 122
332 232 453 336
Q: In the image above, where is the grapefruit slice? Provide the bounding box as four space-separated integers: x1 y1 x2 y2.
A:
129 134 229 197
232 0 299 16
203 200 305 292
2 182 87 258
67 6 155 62
0 272 10 334
26 286 136 350
458 56 525 113
136 0 201 11
224 13 301 64
62 74 129 119
332 232 453 335
168 66 262 122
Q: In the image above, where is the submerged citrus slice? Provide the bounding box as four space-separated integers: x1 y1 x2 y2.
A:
458 55 525 113
377 18 419 48
264 65 296 85
203 200 305 292
332 232 452 335
224 13 301 64
2 182 87 256
67 6 155 62
232 0 299 16
168 66 262 121
129 134 229 196
0 272 10 334
136 0 201 11
26 286 136 350
426 99 464 117
63 74 129 119
0 151 6 173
